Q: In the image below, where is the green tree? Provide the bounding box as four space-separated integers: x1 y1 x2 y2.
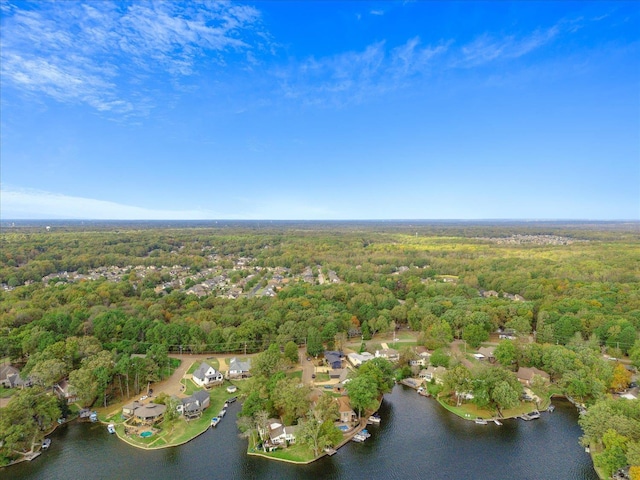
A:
271 377 311 425
314 393 340 423
443 364 472 406
495 340 517 368
462 324 489 349
594 429 628 478
0 387 60 459
307 327 323 357
430 348 450 368
346 374 378 419
252 344 285 378
284 341 299 364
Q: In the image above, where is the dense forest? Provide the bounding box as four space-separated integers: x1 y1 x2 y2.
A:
0 222 639 469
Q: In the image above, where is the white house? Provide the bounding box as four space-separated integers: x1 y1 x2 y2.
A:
347 352 374 367
192 362 224 387
375 348 399 362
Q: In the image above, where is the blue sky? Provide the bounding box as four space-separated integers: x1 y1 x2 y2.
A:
1 1 638 220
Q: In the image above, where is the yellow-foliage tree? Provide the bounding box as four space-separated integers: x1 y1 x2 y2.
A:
610 363 632 392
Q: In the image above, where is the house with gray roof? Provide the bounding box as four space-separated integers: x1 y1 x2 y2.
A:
228 357 251 379
178 390 211 419
192 362 224 387
0 365 31 388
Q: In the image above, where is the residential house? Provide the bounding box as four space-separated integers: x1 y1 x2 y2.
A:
324 351 343 369
122 400 142 418
347 352 374 367
266 420 300 445
412 347 431 367
375 348 399 362
333 370 350 394
179 390 210 419
134 403 167 424
228 358 251 379
0 365 31 388
337 397 357 423
422 366 446 384
478 347 496 363
516 367 550 386
54 379 78 404
192 362 224 387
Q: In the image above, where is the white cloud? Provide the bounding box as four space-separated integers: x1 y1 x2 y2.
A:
277 37 448 106
0 186 217 220
0 1 264 115
458 26 559 67
370 10 384 16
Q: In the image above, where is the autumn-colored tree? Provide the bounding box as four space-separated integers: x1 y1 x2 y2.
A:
610 363 632 392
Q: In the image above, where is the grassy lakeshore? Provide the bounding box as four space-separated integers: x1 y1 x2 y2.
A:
105 379 243 450
436 395 541 420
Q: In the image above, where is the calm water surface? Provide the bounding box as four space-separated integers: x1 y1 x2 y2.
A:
6 386 598 480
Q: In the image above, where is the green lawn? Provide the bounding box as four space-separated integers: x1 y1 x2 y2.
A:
315 372 330 382
286 370 303 380
438 396 540 420
186 358 220 373
0 386 16 398
112 380 243 449
187 362 199 374
248 437 316 463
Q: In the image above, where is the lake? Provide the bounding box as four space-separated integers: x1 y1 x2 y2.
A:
6 385 598 480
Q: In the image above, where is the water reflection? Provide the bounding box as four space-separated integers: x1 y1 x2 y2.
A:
5 385 597 480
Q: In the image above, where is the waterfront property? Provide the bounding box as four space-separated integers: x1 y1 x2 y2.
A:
178 390 210 419
133 403 167 425
516 367 551 386
337 397 357 424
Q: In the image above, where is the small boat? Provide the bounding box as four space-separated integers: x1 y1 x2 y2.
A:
527 410 541 420
227 396 237 404
417 387 430 397
368 414 381 424
548 404 555 412
211 417 220 427
89 412 98 422
107 424 116 434
475 418 488 425
520 414 531 421
493 419 502 426
352 433 367 443
226 385 237 394
360 429 371 438
42 438 51 450
218 409 226 418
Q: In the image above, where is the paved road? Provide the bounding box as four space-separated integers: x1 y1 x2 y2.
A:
299 347 314 385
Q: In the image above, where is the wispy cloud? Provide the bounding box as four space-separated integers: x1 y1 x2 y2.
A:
370 10 384 16
458 26 559 67
277 17 574 106
0 186 218 220
277 37 448 106
0 1 264 115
